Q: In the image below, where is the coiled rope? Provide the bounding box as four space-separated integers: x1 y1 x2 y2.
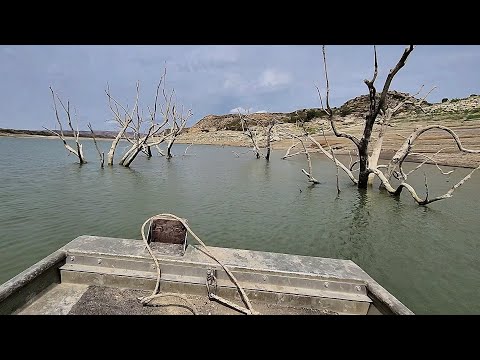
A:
138 213 259 315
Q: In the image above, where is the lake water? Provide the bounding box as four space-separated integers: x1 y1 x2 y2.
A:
1 136 479 314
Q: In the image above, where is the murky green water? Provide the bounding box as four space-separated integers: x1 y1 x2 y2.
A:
1 136 479 314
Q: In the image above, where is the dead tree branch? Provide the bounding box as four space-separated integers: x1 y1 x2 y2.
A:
385 125 480 180
370 164 480 205
307 134 358 184
87 122 105 168
105 83 135 166
282 140 301 159
288 133 320 184
321 128 340 194
239 112 261 159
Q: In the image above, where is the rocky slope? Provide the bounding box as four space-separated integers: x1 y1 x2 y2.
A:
177 93 480 167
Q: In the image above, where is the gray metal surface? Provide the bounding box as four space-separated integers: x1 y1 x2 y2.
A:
0 250 66 315
17 283 89 315
0 235 414 315
60 235 413 314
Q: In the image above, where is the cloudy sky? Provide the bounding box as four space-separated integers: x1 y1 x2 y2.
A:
1 45 479 131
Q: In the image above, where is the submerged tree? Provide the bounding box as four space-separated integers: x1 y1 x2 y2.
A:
285 45 480 205
44 87 87 164
238 112 278 160
105 68 192 166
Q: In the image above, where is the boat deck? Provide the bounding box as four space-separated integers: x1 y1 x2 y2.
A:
1 235 414 315
18 283 337 315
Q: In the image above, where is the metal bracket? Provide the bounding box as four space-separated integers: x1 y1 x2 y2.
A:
206 268 217 298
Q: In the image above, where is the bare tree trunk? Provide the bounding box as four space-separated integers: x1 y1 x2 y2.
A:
367 121 387 185
239 113 261 159
265 122 275 161
107 118 132 166
166 136 174 159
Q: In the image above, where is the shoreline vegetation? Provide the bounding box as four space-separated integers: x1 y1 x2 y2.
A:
2 93 479 169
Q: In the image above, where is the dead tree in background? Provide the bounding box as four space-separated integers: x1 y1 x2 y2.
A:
239 112 262 158
286 129 320 184
44 87 87 164
264 120 276 161
238 112 278 160
105 69 189 167
165 102 192 159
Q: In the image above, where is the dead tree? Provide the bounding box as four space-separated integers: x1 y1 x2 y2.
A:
264 121 276 161
284 121 320 184
43 87 86 164
105 69 187 167
312 45 480 205
87 123 105 168
238 112 277 160
239 112 262 158
165 103 192 159
318 45 415 189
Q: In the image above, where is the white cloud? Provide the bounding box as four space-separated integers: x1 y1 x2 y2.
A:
229 107 253 115
259 69 291 88
176 46 239 73
254 110 268 113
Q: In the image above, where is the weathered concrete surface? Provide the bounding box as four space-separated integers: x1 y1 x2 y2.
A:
18 283 88 315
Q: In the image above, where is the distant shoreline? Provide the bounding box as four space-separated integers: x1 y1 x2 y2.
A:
0 129 114 141
0 128 116 140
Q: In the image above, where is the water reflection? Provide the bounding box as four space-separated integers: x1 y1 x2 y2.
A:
1 137 480 314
